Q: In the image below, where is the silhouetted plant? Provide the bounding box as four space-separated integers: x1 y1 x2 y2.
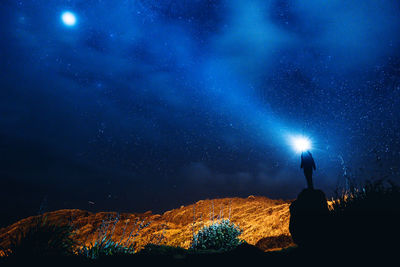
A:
191 219 243 251
328 179 400 253
4 216 76 257
330 179 400 215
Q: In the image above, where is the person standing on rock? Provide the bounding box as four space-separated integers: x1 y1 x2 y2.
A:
300 151 316 189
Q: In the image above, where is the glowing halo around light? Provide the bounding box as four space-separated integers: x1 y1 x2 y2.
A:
61 11 77 26
290 135 312 153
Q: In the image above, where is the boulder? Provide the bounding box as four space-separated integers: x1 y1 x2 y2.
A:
289 188 329 248
255 234 294 251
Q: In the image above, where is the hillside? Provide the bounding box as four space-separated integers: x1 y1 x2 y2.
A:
0 196 294 252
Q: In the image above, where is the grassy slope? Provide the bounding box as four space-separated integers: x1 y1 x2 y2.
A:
0 196 293 252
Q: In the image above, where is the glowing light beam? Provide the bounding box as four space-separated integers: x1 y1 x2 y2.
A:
61 11 77 27
290 135 312 153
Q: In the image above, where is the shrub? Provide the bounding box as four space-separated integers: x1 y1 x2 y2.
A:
328 179 400 253
76 216 150 259
5 216 76 257
191 219 243 251
330 179 400 216
76 235 135 259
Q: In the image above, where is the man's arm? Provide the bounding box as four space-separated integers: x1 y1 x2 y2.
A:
312 159 316 170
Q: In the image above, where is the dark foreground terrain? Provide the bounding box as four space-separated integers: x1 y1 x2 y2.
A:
0 242 397 267
1 179 399 266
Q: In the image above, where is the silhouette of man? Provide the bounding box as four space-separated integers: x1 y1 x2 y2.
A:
301 151 316 189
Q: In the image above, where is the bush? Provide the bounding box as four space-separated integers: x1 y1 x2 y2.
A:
191 219 243 251
330 179 400 216
76 216 150 259
328 179 400 254
4 216 76 257
76 235 135 259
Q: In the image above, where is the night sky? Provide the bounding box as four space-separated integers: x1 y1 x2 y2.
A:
1 0 400 227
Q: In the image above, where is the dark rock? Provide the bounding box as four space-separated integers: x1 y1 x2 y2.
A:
255 235 294 251
289 188 329 248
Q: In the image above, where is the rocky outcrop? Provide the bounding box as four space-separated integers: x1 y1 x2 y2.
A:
289 189 329 248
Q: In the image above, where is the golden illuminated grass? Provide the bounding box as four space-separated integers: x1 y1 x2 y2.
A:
0 196 294 253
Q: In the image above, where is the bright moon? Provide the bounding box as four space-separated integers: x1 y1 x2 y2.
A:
61 11 76 26
290 136 312 153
